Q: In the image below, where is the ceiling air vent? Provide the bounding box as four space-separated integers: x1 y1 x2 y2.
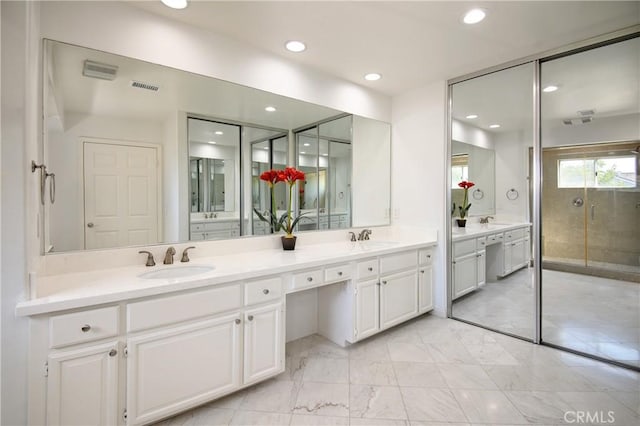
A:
130 80 160 92
82 60 118 81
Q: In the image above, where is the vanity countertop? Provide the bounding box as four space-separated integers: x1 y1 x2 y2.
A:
17 232 437 317
452 222 532 241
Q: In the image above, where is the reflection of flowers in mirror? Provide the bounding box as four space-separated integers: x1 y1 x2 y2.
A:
457 180 475 219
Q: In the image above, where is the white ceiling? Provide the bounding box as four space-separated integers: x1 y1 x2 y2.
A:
130 1 640 96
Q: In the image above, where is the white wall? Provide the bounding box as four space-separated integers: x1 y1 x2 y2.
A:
391 81 447 316
494 129 531 222
1 2 39 425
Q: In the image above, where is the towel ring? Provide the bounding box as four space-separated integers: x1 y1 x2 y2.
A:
472 188 484 200
506 188 519 200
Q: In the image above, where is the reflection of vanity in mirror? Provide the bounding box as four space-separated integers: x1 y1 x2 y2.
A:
42 39 391 253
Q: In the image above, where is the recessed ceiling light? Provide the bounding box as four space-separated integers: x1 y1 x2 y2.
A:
265 106 276 112
463 8 486 24
208 141 217 145
364 73 382 81
466 114 478 119
285 40 306 53
303 143 310 147
215 131 224 135
489 124 501 129
161 0 188 10
543 85 558 93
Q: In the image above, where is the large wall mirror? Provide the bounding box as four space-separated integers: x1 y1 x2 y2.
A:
42 39 391 253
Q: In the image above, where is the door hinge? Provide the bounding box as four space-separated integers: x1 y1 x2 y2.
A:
44 362 49 377
123 346 129 358
122 409 128 422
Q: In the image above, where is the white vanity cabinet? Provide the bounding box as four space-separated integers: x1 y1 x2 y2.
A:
243 303 284 385
453 224 531 300
453 239 481 299
349 249 427 342
418 248 434 313
125 280 284 425
354 278 381 340
126 314 242 425
45 306 121 426
500 228 530 277
46 340 120 426
26 241 437 426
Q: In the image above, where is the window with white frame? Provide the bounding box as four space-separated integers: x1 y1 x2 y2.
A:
557 156 636 188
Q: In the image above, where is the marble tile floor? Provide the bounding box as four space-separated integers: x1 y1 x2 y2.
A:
154 314 640 426
452 267 640 367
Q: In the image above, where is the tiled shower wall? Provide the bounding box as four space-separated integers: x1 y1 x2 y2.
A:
542 141 640 269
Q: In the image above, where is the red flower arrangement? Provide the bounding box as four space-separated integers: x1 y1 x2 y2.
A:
255 167 307 236
457 180 475 219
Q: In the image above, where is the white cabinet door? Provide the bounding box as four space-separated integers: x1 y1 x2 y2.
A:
511 240 526 270
355 279 380 340
126 314 241 425
244 303 284 385
453 253 477 299
380 270 418 330
476 251 486 287
418 266 434 313
46 341 119 426
503 243 513 275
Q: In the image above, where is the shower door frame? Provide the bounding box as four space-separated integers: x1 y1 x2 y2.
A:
446 25 640 371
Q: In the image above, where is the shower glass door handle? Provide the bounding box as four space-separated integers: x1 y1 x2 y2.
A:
590 204 595 221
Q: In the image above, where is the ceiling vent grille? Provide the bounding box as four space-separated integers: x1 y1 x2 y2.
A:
82 60 118 81
130 80 160 92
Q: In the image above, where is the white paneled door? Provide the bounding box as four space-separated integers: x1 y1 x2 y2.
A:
84 142 159 249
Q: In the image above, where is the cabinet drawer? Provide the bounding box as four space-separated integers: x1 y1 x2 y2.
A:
357 259 379 280
418 248 433 266
127 285 242 333
245 277 282 306
506 228 526 240
325 264 351 282
50 306 119 349
191 223 205 232
486 233 499 244
380 251 418 274
454 239 476 257
476 237 487 250
291 269 324 291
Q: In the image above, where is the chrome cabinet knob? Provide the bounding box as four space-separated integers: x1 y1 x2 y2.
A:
337 271 343 276
248 315 254 321
81 324 91 332
263 289 270 294
382 280 388 285
307 277 313 282
87 222 94 228
108 349 117 357
420 269 425 274
367 267 373 272
235 319 241 325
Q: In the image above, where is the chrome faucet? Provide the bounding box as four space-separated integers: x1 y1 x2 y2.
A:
163 246 176 264
479 216 494 224
357 229 372 241
181 246 195 263
348 231 357 242
138 250 155 267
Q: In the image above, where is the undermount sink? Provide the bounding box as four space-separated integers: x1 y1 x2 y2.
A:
138 265 214 279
